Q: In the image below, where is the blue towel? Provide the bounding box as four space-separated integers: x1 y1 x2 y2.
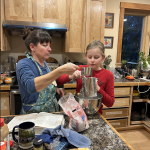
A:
41 125 91 148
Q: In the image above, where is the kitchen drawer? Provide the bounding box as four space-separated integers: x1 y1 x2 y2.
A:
114 87 130 96
102 108 129 119
108 118 128 128
103 98 130 108
65 89 76 95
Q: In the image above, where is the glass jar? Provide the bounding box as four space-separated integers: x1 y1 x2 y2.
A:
33 139 43 150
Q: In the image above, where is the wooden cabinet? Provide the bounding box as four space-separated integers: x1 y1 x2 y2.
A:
65 0 106 52
4 0 36 22
0 92 10 116
65 0 86 53
1 0 11 51
36 0 67 24
103 87 132 128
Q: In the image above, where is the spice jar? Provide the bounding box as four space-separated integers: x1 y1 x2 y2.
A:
33 139 43 150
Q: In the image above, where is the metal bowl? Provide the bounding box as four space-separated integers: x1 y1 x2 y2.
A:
74 93 102 115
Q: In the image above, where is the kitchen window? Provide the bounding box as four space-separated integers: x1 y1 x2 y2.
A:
121 15 144 63
117 2 150 63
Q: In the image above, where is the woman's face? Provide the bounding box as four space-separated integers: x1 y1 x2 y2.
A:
85 48 105 70
31 42 52 61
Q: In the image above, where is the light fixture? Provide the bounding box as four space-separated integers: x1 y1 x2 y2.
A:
124 19 127 21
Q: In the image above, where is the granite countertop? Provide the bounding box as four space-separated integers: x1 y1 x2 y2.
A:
4 113 132 150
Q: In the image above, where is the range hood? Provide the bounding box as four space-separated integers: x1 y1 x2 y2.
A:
3 20 67 37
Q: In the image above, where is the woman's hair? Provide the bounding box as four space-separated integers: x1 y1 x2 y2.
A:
86 40 105 68
22 28 51 52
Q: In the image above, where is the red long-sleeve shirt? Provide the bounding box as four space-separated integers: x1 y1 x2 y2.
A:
76 65 115 114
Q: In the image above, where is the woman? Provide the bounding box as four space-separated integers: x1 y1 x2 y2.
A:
70 40 115 114
16 29 78 114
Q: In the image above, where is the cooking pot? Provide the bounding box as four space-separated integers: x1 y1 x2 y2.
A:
74 93 102 115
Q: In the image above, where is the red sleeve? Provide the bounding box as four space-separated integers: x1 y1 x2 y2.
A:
56 74 70 85
98 74 115 108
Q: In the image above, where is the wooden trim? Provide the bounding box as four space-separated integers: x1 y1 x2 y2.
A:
100 0 106 43
132 99 150 103
64 83 77 88
116 7 124 63
100 114 134 150
128 86 133 126
116 124 144 131
121 2 150 11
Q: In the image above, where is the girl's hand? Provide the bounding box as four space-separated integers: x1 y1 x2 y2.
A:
69 70 82 80
96 79 100 91
56 88 64 96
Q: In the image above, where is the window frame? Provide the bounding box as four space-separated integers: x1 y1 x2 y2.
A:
116 2 150 63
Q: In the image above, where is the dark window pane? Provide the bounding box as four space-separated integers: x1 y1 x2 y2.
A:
121 15 144 63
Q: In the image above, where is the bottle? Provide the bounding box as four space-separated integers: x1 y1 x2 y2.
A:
0 118 10 150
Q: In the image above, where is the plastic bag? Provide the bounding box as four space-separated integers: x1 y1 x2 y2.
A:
58 93 89 132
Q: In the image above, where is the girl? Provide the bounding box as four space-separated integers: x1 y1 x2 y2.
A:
70 40 115 114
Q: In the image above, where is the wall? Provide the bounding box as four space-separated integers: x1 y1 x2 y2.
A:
105 0 150 67
0 35 73 71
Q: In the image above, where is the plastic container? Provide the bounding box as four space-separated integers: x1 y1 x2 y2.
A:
33 139 43 150
0 118 10 150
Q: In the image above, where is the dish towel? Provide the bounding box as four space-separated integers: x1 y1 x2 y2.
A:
41 125 91 148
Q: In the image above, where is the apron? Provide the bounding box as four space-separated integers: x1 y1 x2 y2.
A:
22 53 59 114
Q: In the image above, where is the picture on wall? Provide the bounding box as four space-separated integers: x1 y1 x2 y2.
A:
104 37 113 48
105 13 114 28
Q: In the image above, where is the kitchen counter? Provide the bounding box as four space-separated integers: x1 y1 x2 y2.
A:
3 113 133 150
64 78 150 88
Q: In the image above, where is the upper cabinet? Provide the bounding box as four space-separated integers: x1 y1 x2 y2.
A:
4 0 36 22
65 0 106 53
1 0 11 51
36 0 67 24
86 0 105 46
65 0 86 53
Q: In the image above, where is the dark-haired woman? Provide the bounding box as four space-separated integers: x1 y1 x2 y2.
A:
16 29 78 114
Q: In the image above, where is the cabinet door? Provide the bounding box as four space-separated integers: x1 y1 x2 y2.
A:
65 0 86 52
1 0 11 51
4 0 36 21
85 0 106 47
36 0 67 24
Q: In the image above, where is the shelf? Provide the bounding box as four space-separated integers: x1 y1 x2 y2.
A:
131 121 150 128
131 121 145 125
132 99 150 103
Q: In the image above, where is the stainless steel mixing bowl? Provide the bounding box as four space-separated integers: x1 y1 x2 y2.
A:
74 93 102 115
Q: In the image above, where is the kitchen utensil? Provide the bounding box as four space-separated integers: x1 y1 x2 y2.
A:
82 77 97 97
81 67 92 77
75 93 102 115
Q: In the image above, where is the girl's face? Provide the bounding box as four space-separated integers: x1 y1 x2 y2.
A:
31 42 52 61
85 48 105 70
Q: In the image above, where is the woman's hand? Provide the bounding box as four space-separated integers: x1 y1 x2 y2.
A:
69 70 82 80
60 63 79 75
56 88 64 96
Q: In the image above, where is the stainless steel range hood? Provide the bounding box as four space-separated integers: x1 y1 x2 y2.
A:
3 20 67 37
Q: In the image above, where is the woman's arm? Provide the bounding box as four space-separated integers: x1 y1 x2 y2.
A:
17 62 78 93
34 63 78 92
